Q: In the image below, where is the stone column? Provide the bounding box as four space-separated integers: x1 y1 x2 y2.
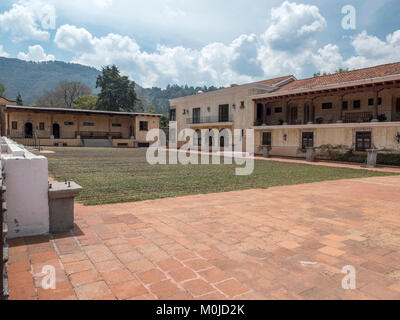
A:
308 101 314 124
76 116 81 139
337 95 344 123
50 114 54 139
283 100 289 125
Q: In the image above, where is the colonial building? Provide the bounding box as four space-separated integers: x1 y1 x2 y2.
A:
0 104 161 148
170 62 400 163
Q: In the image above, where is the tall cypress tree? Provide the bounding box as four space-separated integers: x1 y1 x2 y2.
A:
96 65 140 112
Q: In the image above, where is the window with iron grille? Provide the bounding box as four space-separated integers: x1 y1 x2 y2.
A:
378 98 382 105
64 121 74 126
368 98 374 106
356 132 371 152
353 100 361 109
302 132 314 149
39 122 45 130
112 123 122 127
262 132 272 146
219 104 229 122
274 107 283 113
139 121 148 131
342 101 348 110
11 121 17 130
83 122 95 126
322 102 333 109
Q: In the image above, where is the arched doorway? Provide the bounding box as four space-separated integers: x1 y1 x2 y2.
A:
24 122 33 138
53 123 60 139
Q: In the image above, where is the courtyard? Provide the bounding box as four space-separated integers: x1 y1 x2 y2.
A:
5 147 400 300
45 147 394 205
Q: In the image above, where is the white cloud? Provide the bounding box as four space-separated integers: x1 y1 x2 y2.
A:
0 45 9 57
52 1 400 87
344 30 400 70
0 0 56 42
93 0 113 9
18 45 55 62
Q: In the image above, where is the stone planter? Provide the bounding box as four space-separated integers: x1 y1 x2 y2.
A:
306 147 316 162
366 149 378 168
262 146 272 158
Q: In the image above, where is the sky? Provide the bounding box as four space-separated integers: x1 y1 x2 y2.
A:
0 0 399 88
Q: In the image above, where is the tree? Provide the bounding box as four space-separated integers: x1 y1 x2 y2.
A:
73 95 98 110
96 65 140 112
314 68 349 77
36 81 92 108
0 82 6 97
16 92 23 106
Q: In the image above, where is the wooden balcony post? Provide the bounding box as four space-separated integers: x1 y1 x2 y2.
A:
372 89 379 122
337 95 344 123
283 100 289 125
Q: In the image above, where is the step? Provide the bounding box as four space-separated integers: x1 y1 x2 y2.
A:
82 139 112 148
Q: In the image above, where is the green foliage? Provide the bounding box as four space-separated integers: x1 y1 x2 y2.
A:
0 57 101 105
16 92 23 105
136 84 223 114
73 95 98 110
0 57 223 113
0 81 6 97
96 65 141 112
160 114 169 128
313 68 349 78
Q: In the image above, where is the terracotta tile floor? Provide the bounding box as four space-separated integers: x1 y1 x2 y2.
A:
7 175 400 300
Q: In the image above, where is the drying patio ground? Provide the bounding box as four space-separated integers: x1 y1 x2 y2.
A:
44 147 395 205
7 175 400 300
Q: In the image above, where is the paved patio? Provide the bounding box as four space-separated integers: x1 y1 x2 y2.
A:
7 175 400 300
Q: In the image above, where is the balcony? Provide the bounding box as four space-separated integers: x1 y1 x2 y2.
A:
187 116 233 125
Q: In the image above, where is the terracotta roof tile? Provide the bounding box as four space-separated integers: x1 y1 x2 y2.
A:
277 62 400 92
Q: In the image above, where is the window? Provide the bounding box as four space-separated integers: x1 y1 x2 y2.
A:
39 122 45 130
262 132 272 146
11 121 18 130
139 121 148 131
240 101 245 108
368 98 374 106
378 98 382 105
302 132 314 149
170 109 176 121
64 121 74 126
192 108 201 124
112 123 122 127
396 98 400 113
356 132 371 152
322 102 333 110
83 122 95 127
342 101 348 110
266 108 271 116
353 100 361 109
274 107 283 113
219 104 230 122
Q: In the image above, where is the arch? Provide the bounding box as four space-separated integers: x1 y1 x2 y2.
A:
24 122 33 138
194 129 202 147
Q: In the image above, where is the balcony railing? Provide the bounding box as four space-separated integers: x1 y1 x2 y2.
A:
187 116 233 125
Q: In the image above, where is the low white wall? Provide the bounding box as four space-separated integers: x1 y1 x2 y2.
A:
1 138 49 238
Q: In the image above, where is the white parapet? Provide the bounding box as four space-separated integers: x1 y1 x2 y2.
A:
1 137 49 238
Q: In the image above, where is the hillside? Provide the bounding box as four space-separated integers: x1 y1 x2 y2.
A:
0 57 222 113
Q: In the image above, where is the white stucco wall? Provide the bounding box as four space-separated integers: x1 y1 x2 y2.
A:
1 139 49 238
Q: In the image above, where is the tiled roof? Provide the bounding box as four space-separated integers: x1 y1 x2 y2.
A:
277 62 400 92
